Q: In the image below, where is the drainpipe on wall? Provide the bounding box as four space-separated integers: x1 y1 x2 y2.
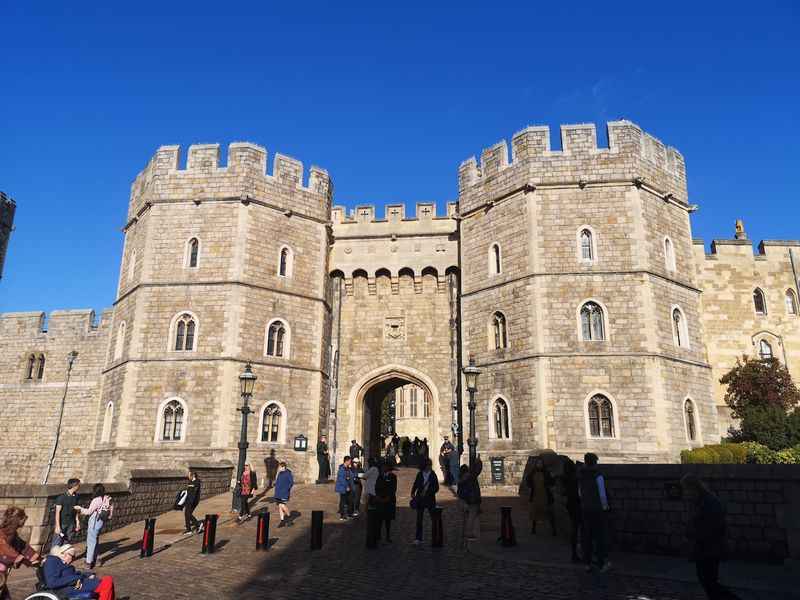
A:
329 275 343 470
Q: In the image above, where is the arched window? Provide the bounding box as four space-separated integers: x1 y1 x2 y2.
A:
423 393 430 418
114 321 126 360
489 243 502 275
396 389 405 418
278 246 293 278
579 228 594 262
26 354 36 379
173 313 197 351
161 400 184 441
786 289 798 315
684 399 697 442
36 354 46 380
587 394 615 438
266 319 288 358
187 238 199 268
753 288 767 315
758 339 773 360
664 237 676 271
101 401 114 443
493 398 510 439
409 387 418 417
580 302 606 341
261 403 282 443
493 312 508 350
672 307 689 348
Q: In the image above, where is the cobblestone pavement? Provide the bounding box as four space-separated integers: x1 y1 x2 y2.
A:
9 469 797 600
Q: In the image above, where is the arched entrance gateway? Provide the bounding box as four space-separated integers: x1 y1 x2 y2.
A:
348 365 442 465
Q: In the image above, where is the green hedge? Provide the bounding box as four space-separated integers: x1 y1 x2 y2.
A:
681 442 800 464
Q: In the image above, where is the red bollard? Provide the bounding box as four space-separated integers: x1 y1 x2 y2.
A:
201 514 218 554
256 513 270 550
140 518 155 558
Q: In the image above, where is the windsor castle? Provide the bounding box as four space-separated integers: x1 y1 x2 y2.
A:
2 120 799 485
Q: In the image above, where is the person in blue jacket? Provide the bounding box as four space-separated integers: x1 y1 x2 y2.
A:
274 462 294 528
43 544 115 599
334 456 354 520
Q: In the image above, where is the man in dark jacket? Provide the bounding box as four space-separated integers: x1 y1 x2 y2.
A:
264 450 279 490
681 474 742 600
349 440 363 461
184 471 203 534
316 436 331 483
578 452 610 572
410 459 439 544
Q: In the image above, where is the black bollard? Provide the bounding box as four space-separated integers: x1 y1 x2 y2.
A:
256 512 270 550
310 510 323 550
431 507 444 548
139 518 156 558
366 506 379 549
201 514 218 554
500 506 516 547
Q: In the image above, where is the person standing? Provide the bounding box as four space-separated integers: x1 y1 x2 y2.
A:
183 471 202 534
335 456 354 520
264 450 279 490
236 463 258 522
560 457 582 562
364 458 380 507
77 484 113 568
374 462 398 543
526 457 556 535
439 437 454 485
349 440 363 461
457 456 483 542
53 478 81 546
274 462 294 528
448 446 460 488
578 452 611 573
0 507 41 600
316 435 331 483
681 474 742 600
351 458 364 516
410 459 439 545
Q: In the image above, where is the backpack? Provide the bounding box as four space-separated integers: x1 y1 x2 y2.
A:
174 490 188 511
97 496 112 522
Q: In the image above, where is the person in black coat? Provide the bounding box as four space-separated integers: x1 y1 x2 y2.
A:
681 474 742 600
374 462 398 543
316 436 331 483
349 440 363 461
559 457 581 562
184 471 203 534
410 459 439 544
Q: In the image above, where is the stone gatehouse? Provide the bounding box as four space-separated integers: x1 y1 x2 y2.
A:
1 120 798 485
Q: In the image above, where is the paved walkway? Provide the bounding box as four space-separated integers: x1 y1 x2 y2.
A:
8 469 798 600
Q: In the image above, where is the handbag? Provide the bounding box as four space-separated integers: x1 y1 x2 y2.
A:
409 496 420 510
174 490 187 510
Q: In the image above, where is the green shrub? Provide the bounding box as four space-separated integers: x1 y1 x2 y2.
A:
710 444 735 463
742 441 778 464
774 446 800 464
681 443 751 464
725 443 749 464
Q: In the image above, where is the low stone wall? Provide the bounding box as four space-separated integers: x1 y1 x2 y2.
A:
0 461 233 551
602 464 800 561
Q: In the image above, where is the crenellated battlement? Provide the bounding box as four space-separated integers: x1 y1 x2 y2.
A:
458 121 687 213
694 238 800 261
128 142 332 223
0 309 113 339
331 202 457 225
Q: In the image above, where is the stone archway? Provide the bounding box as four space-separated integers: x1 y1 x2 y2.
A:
347 364 441 463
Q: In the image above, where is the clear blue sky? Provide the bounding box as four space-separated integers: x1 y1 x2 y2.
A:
1 2 798 316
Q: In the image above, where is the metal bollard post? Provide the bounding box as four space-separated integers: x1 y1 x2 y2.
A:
139 518 156 558
366 506 379 549
500 506 516 547
310 510 323 551
201 514 218 554
256 512 270 550
431 507 444 548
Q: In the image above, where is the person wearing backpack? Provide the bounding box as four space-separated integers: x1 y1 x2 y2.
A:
77 484 113 569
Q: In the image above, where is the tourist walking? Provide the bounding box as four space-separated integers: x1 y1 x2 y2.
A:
0 507 41 600
316 435 331 483
335 456 354 520
681 474 742 600
374 462 398 543
236 463 258 522
77 484 113 568
349 439 363 461
364 457 380 506
401 438 411 466
410 459 439 545
274 462 294 527
183 471 202 534
457 456 483 542
264 449 279 490
53 478 82 546
448 446 460 488
439 436 455 485
351 458 364 516
578 452 611 572
560 457 582 562
526 457 556 535
44 544 115 600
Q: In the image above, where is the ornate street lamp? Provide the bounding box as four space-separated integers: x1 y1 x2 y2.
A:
42 351 78 485
232 362 257 510
462 356 481 470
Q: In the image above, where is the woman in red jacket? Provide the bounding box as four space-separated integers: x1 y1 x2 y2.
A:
0 507 40 600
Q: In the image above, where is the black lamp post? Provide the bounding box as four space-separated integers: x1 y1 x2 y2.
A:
462 356 481 470
232 362 257 510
